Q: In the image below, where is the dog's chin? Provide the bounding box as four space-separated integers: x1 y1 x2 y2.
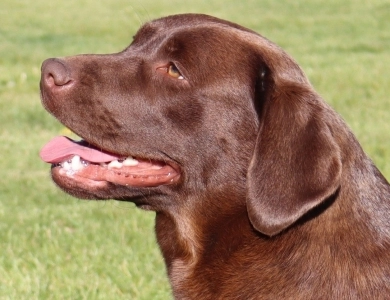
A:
50 163 180 201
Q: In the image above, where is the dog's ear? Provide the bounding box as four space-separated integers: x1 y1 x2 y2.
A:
246 47 342 237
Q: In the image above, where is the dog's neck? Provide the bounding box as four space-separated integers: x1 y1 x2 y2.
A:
154 192 255 298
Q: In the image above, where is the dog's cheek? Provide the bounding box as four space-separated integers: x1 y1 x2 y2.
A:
163 97 204 131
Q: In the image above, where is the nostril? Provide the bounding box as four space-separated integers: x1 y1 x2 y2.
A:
41 58 72 87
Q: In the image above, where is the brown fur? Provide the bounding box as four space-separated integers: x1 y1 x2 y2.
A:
40 14 390 299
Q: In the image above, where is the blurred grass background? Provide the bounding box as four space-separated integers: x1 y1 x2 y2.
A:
1 0 389 299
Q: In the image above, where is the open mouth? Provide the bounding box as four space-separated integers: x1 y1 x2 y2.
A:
39 136 180 187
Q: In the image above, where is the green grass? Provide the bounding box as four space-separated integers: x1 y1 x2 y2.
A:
1 0 390 299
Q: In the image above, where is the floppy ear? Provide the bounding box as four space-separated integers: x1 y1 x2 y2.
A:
246 55 342 237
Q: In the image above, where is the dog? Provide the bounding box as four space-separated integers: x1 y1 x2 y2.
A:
39 14 390 299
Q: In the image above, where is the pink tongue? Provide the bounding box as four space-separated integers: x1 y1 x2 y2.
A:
40 136 120 163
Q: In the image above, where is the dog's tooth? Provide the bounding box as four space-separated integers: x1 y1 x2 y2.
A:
123 157 139 167
63 161 71 171
108 160 123 169
71 155 83 171
151 165 163 170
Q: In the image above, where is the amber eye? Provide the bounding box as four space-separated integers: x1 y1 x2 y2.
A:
167 64 184 80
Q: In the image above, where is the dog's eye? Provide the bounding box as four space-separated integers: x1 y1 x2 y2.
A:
167 64 184 80
156 63 185 80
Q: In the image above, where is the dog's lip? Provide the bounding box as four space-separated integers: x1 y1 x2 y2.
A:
40 136 181 188
50 161 181 188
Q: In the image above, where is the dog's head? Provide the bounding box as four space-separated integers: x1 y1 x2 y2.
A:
40 14 341 236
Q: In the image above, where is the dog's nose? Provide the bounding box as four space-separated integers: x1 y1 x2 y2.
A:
41 58 72 88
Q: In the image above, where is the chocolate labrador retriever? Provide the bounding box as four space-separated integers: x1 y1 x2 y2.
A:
40 14 390 299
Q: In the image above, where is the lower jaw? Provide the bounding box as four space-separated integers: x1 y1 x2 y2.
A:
53 161 180 187
50 163 180 200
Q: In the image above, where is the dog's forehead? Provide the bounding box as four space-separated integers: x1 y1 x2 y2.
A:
131 14 259 58
135 13 256 44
